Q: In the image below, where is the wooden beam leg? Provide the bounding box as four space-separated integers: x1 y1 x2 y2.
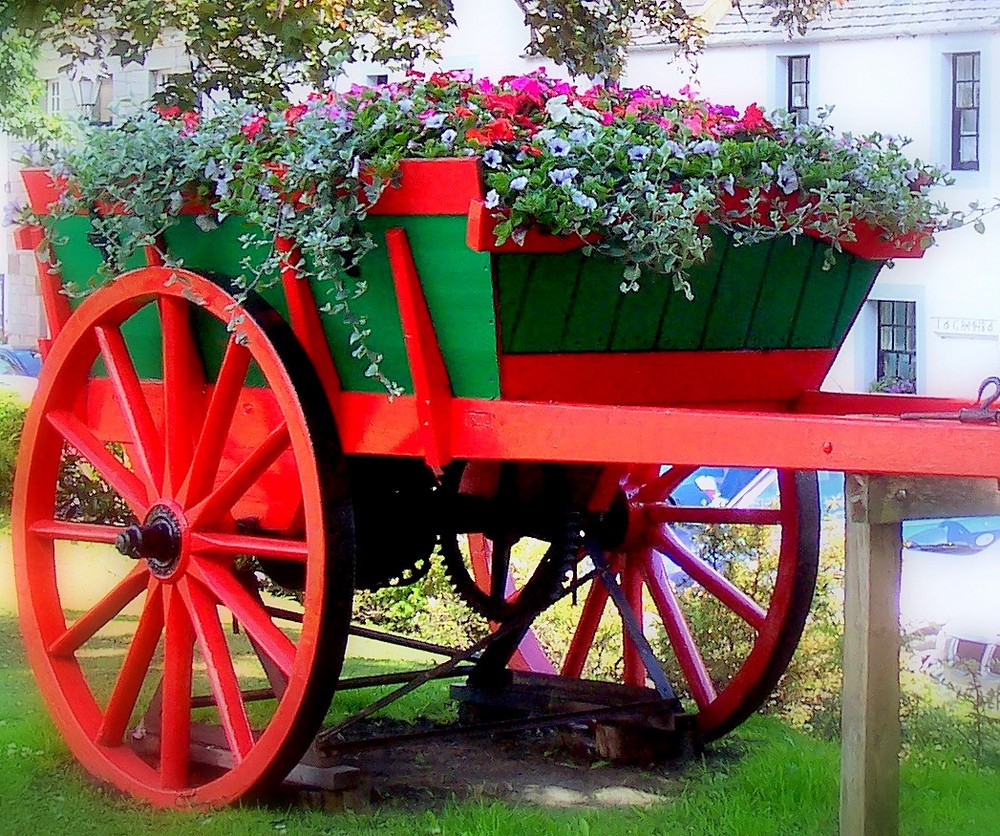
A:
841 508 902 836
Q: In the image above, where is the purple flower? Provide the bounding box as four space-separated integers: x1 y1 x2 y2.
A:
761 161 775 177
484 189 501 209
483 149 503 169
548 137 572 157
424 113 446 129
628 145 651 161
777 160 799 194
571 190 597 210
568 127 594 144
664 140 686 158
510 176 529 191
548 167 579 186
691 140 720 156
1 200 23 228
441 128 457 146
398 98 414 114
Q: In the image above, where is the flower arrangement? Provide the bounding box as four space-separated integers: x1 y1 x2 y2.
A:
22 69 977 387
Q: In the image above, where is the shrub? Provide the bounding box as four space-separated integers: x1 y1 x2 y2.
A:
0 393 27 517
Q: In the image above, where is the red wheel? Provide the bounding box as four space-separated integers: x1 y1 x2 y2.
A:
13 267 353 807
535 465 819 741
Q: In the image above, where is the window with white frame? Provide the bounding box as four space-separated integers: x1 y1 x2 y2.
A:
951 52 980 171
45 79 62 114
876 300 917 390
785 55 810 124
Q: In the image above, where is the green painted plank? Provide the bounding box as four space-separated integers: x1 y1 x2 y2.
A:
701 235 771 351
560 255 624 351
746 238 816 350
495 254 533 348
790 250 860 349
610 268 676 351
831 258 882 346
506 254 581 353
655 235 727 351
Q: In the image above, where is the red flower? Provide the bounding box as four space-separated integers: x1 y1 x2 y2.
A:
464 118 517 146
180 111 200 135
739 103 771 133
464 128 491 145
155 105 181 119
484 118 515 142
453 105 475 118
284 104 308 126
242 114 267 140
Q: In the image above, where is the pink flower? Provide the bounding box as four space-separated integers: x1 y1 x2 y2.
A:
600 111 615 126
683 112 704 136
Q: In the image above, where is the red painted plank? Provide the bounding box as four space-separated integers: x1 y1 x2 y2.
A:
366 158 484 216
499 350 838 406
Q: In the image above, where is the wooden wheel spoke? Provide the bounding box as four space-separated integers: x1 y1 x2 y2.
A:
561 559 617 678
640 550 717 708
47 410 149 515
190 531 308 562
188 558 296 678
621 555 645 687
160 585 194 789
179 578 254 761
96 324 164 495
29 520 122 544
49 565 150 657
188 423 291 528
649 526 766 630
178 338 252 508
159 295 204 497
97 581 164 746
644 503 782 526
633 465 697 503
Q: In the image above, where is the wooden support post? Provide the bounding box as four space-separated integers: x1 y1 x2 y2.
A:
841 482 902 836
841 473 1000 836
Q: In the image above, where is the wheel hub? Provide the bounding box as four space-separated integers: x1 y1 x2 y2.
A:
115 505 184 577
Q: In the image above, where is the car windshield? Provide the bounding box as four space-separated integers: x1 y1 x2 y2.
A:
902 517 1000 554
11 349 41 376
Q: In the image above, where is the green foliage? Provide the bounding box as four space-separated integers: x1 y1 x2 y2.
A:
0 393 27 516
0 1 66 140
54 445 135 526
352 553 489 649
0 0 841 124
520 0 704 80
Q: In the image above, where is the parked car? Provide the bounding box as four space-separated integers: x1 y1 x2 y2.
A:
0 345 40 402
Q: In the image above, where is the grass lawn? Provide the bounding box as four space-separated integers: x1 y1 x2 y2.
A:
2 613 1000 835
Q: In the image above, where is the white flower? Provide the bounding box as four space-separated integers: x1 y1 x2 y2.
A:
484 189 501 209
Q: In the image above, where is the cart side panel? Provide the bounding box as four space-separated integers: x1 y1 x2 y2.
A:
496 231 881 353
162 215 499 399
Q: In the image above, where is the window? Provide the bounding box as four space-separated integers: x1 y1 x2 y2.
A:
786 55 810 124
876 301 917 388
366 73 389 86
45 79 62 114
951 52 980 170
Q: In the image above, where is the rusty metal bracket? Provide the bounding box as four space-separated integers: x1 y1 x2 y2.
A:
901 376 1000 424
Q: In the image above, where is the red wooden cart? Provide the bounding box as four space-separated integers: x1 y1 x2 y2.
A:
12 159 990 807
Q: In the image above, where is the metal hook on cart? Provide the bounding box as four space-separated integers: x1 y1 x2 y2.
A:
901 376 1000 424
